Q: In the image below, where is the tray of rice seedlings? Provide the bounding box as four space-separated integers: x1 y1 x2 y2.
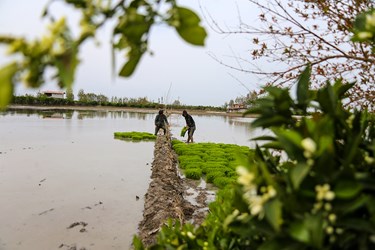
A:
184 167 202 180
114 131 156 141
213 176 236 189
172 140 254 189
177 155 203 169
205 171 226 183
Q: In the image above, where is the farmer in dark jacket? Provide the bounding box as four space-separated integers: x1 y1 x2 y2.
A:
154 110 169 135
182 110 196 143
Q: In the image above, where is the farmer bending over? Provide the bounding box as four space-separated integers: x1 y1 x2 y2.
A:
182 110 196 143
154 109 169 135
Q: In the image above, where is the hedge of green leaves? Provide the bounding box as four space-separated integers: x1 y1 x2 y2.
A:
114 131 156 141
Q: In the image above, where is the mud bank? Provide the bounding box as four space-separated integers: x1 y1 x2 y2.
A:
137 134 212 247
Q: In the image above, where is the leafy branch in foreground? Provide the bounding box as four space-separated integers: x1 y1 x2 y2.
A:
0 0 207 109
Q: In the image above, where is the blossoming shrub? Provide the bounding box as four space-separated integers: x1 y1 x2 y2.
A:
133 66 375 249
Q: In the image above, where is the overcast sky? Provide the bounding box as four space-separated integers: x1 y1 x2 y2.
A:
0 0 261 107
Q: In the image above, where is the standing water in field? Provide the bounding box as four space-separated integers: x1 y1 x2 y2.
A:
0 109 262 249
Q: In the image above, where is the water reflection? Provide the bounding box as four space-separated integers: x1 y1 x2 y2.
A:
0 108 270 249
2 109 265 146
0 109 155 249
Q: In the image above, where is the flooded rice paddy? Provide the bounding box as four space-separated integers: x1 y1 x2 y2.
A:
0 108 263 250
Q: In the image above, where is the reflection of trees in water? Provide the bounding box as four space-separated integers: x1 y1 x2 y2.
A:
77 111 108 119
109 111 150 120
65 110 74 119
1 109 37 117
75 110 151 120
223 116 253 129
227 120 252 128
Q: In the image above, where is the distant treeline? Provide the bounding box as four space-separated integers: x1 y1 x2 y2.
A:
11 93 226 112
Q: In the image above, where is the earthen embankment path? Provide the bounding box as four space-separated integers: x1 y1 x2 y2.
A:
137 134 196 246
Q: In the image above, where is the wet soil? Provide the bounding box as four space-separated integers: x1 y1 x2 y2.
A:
137 134 212 247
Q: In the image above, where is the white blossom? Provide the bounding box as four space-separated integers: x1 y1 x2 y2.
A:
236 166 255 186
315 184 335 201
301 138 317 158
358 31 373 40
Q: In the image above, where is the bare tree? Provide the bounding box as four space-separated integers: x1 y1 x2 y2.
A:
207 0 375 110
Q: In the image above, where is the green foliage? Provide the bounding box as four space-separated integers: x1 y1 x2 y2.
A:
0 63 18 110
352 8 375 48
173 7 207 46
134 64 375 249
114 131 156 141
0 0 207 108
10 92 226 112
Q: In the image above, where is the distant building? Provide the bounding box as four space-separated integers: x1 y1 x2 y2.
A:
42 90 65 99
227 103 247 113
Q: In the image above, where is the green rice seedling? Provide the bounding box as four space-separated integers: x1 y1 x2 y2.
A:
213 177 235 189
141 132 157 140
132 135 143 141
224 170 237 177
114 131 156 141
203 158 229 166
201 162 226 171
184 162 203 170
180 126 188 137
172 145 187 155
178 155 202 163
184 168 202 180
178 155 203 169
206 171 225 183
171 140 184 147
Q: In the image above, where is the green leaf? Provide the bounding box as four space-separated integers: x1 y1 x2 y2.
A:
296 64 311 108
251 115 290 128
261 141 283 150
251 135 277 141
317 83 337 115
290 163 311 189
264 86 285 98
54 48 80 88
175 7 207 46
116 12 151 43
353 11 368 31
338 218 375 233
335 82 355 99
338 195 368 215
119 50 142 77
334 180 362 199
288 221 310 244
0 62 18 109
305 214 323 248
264 199 283 232
288 214 323 248
273 129 303 159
